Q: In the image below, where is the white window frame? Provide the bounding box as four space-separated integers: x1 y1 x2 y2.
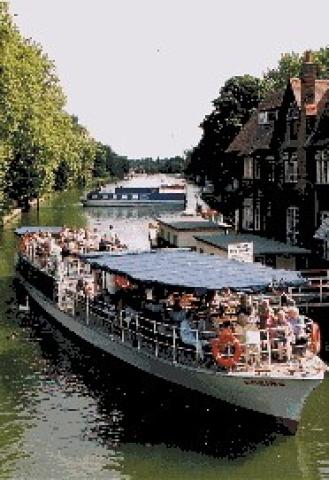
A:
319 212 329 260
258 110 277 125
254 201 261 231
284 153 298 183
244 158 253 179
258 111 268 125
242 199 253 230
269 161 275 182
242 199 260 231
286 206 299 245
316 151 329 184
254 158 260 179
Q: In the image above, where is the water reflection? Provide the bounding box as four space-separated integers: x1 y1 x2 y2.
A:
12 305 321 480
1 175 329 479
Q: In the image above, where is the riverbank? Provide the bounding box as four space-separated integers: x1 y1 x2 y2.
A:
0 175 116 228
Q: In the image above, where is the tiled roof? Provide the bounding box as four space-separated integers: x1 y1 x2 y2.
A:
306 89 329 147
290 78 329 114
227 78 329 155
226 112 259 154
227 89 284 155
258 90 285 111
194 233 311 255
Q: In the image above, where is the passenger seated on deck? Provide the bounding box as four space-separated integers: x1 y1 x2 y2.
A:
285 307 307 355
171 298 186 323
267 310 292 361
179 313 207 360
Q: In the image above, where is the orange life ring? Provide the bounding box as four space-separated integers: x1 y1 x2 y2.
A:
211 328 242 368
311 322 321 354
114 275 130 289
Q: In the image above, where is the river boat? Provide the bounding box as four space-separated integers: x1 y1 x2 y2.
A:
81 184 186 207
15 228 326 434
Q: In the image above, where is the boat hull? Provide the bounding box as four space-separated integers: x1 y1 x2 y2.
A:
82 199 185 207
19 277 323 427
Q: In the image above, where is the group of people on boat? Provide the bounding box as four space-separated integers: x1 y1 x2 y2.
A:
99 279 320 368
19 226 127 263
18 228 320 370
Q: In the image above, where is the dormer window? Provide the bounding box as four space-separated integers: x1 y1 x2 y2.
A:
258 110 278 125
287 107 299 120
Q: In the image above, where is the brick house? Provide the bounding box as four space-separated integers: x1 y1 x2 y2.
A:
223 52 329 262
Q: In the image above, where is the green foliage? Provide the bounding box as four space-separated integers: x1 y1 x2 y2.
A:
262 48 329 92
0 5 119 214
129 156 186 174
187 75 262 183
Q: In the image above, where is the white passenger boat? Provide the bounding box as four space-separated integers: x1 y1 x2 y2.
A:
15 228 326 434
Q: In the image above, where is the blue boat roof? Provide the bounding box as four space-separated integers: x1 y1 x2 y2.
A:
114 187 159 194
84 250 304 291
15 226 63 236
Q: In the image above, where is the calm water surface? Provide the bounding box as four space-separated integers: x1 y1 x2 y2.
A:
0 176 329 479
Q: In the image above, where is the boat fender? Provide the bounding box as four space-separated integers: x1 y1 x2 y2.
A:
211 328 242 369
311 322 321 354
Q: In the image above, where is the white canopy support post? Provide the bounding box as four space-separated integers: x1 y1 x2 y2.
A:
86 296 89 326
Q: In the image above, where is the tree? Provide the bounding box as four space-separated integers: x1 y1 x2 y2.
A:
0 5 99 209
189 75 262 186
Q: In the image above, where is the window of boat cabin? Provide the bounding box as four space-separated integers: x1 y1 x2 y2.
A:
132 194 139 200
113 194 117 199
173 234 178 246
102 194 109 200
92 194 98 199
121 194 128 200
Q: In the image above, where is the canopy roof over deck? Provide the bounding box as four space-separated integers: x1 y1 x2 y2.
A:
83 250 304 292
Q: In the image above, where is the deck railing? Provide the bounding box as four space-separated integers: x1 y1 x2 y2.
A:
65 296 309 371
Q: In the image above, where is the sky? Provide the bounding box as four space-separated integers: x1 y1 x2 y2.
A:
8 0 329 159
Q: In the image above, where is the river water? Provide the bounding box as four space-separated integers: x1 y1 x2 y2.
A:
0 175 329 480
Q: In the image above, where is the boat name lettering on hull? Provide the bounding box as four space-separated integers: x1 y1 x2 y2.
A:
244 379 285 387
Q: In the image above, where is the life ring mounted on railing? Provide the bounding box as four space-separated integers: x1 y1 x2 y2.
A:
211 328 242 369
311 322 321 354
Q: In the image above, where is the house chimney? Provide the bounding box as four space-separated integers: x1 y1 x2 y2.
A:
301 50 317 105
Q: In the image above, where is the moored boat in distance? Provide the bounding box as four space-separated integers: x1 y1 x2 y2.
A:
82 183 186 207
15 227 327 434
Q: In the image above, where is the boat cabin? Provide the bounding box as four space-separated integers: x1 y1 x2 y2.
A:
194 233 311 270
155 217 232 248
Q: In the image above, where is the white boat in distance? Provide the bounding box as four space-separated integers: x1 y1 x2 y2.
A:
82 184 186 207
15 227 326 434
